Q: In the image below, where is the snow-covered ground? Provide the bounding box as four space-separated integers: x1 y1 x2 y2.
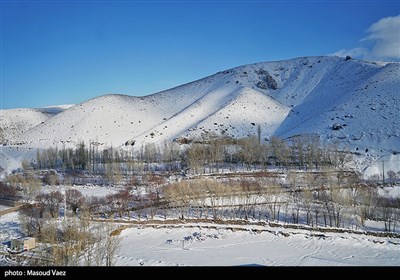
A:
115 224 400 266
378 185 400 198
1 210 399 266
44 184 118 197
0 205 10 211
0 212 23 245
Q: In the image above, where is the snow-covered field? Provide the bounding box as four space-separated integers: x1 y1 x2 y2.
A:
1 210 399 266
44 184 118 197
115 224 400 266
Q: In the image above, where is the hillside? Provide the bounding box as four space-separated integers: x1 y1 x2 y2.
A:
1 56 399 175
0 105 73 144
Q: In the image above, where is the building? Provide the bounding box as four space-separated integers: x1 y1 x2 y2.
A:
10 237 36 251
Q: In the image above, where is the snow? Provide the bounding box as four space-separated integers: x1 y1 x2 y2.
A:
115 224 400 266
0 212 23 243
0 105 73 143
0 205 10 211
0 56 399 177
72 185 118 197
44 184 118 197
0 210 399 266
0 146 38 177
363 154 400 178
378 185 400 198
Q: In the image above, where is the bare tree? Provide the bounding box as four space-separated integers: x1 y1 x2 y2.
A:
85 195 106 219
23 175 42 201
301 188 314 226
161 141 181 172
35 191 64 218
336 150 353 170
239 180 261 220
263 184 282 222
104 223 121 266
105 162 123 185
19 204 43 237
105 188 131 219
208 136 224 173
66 189 85 215
270 136 290 169
20 206 121 266
43 171 60 186
357 184 379 226
290 186 302 224
377 197 397 232
238 136 261 171
186 143 206 175
387 170 398 187
0 181 17 197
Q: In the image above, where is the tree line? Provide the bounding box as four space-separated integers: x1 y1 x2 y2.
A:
14 170 399 236
31 133 354 177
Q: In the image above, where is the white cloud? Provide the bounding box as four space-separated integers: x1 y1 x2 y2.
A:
334 15 400 61
333 47 368 58
363 15 400 59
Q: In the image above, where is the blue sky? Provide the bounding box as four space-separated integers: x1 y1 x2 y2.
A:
1 0 399 109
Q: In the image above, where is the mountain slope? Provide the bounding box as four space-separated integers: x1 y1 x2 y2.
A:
1 56 399 175
12 73 233 147
0 105 73 144
275 61 400 154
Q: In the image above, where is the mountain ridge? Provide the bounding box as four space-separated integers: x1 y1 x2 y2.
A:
1 55 399 175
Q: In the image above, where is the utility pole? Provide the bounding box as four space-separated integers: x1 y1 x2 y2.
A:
382 160 385 185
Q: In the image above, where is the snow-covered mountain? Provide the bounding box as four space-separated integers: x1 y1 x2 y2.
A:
1 56 399 175
0 105 73 144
